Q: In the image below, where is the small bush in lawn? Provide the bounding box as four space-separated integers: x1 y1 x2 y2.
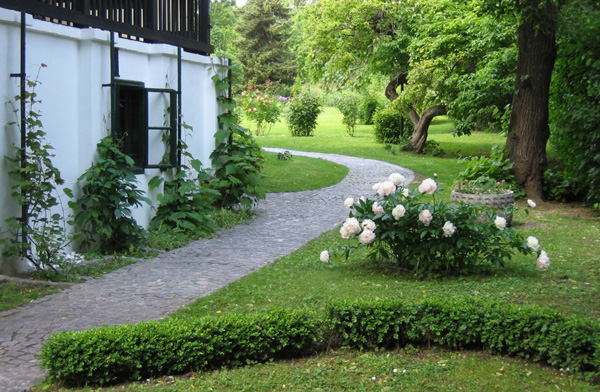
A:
324 175 548 277
372 102 412 144
286 90 322 137
358 92 383 125
239 81 286 136
333 91 360 137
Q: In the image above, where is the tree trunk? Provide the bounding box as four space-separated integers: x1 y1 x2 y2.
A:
410 105 447 153
506 0 558 200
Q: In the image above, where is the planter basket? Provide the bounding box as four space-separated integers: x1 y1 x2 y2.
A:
451 190 514 226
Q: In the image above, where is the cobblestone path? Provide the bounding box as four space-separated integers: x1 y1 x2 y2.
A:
0 149 414 391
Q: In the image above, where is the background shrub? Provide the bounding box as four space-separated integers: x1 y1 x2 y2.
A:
358 91 384 125
286 90 322 137
543 169 581 203
372 101 412 144
333 91 360 136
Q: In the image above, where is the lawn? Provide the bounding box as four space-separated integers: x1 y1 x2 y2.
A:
39 108 600 391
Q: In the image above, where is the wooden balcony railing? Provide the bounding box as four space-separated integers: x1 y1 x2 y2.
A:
0 0 212 54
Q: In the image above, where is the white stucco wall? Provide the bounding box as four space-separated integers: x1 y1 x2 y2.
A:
0 9 223 274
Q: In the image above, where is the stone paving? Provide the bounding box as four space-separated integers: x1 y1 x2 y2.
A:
0 149 414 392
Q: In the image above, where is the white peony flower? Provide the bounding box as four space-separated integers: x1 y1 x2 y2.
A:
419 209 433 226
361 219 377 231
392 204 406 220
320 250 330 263
372 202 384 214
340 226 351 239
527 236 540 251
389 173 406 186
372 182 381 192
527 199 537 208
494 216 507 231
442 221 456 237
418 178 437 194
343 217 362 236
359 229 376 245
377 181 397 196
536 250 550 270
402 188 410 198
344 197 355 208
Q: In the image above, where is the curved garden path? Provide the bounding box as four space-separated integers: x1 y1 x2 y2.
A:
0 149 414 392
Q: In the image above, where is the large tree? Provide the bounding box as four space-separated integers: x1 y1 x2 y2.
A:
235 0 297 89
299 0 518 152
504 0 559 199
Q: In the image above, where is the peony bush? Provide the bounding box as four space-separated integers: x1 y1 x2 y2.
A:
326 175 549 277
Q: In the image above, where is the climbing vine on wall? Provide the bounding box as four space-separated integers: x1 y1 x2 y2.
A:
0 66 72 272
209 65 265 209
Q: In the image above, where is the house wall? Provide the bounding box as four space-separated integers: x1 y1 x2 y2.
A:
0 9 224 274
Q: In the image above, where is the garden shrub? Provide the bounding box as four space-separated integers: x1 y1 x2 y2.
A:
286 90 322 137
329 176 543 277
333 91 360 136
542 169 581 203
372 102 412 144
41 308 325 387
239 81 286 136
358 91 383 125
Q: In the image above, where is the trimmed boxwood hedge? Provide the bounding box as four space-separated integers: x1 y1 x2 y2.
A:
41 299 600 387
41 308 324 387
329 298 600 379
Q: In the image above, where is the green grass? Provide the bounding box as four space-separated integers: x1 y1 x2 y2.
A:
250 108 506 186
40 108 600 390
0 281 62 312
260 151 349 193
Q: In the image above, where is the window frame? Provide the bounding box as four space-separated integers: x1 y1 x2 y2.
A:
112 79 178 173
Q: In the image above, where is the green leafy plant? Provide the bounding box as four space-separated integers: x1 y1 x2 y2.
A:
286 90 322 137
239 81 286 136
454 176 511 195
1 66 72 272
211 68 265 209
276 150 293 161
543 169 580 203
70 137 149 252
456 145 523 197
326 176 544 277
149 124 220 237
333 91 360 137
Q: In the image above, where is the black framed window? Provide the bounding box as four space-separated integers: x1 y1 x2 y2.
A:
112 79 178 173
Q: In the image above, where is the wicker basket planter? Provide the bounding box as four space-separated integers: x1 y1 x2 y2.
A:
450 190 515 226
